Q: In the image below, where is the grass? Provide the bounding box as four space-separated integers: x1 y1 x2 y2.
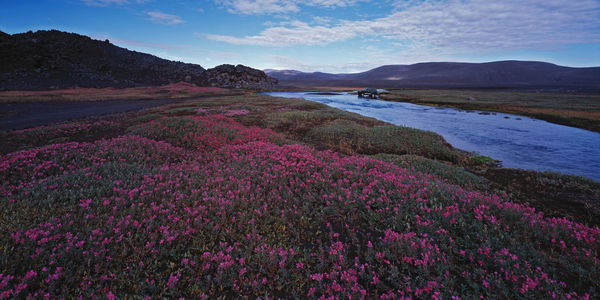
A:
373 154 488 190
258 101 462 162
308 120 461 162
265 110 364 135
129 113 162 123
380 89 600 132
470 155 498 166
163 107 201 115
0 118 125 155
0 82 229 103
476 168 600 226
1 90 599 298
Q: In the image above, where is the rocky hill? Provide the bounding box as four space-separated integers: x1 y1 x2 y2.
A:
267 61 600 91
205 64 277 89
0 30 277 90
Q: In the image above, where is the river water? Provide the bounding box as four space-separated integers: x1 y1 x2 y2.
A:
264 92 600 182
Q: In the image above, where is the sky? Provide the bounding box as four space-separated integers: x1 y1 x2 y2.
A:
1 0 600 73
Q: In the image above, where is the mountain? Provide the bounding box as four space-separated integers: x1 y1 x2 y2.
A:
0 30 277 90
263 69 345 81
266 61 600 91
205 64 278 89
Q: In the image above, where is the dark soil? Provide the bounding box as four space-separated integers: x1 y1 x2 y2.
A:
0 30 276 90
470 167 600 227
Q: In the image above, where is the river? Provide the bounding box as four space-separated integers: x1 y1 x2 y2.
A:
264 92 600 182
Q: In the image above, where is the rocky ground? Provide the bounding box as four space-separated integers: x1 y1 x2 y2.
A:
0 30 277 90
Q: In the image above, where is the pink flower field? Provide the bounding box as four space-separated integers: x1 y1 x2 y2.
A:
1 113 598 298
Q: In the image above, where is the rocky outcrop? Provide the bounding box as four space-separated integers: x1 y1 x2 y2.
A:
205 64 277 89
0 30 276 90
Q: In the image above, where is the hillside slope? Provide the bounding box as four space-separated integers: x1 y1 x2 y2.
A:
0 30 277 90
267 61 600 90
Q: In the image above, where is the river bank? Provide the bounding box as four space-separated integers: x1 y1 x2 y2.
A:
378 89 600 133
0 82 229 103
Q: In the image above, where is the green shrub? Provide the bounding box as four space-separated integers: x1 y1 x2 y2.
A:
226 104 263 112
373 154 488 189
309 119 461 162
288 100 328 110
470 155 497 166
265 109 352 135
131 113 162 123
163 107 199 115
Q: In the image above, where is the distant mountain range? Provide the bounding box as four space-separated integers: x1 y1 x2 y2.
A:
1 30 597 92
0 30 277 90
266 61 600 91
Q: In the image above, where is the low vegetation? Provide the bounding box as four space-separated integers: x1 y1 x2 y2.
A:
0 82 228 103
470 155 497 166
373 154 489 190
477 168 600 226
1 93 599 298
309 120 460 162
0 119 124 154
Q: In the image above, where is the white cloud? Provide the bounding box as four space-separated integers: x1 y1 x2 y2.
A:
206 0 600 52
265 54 380 73
204 20 363 46
147 11 184 25
312 16 333 25
214 0 369 15
81 0 149 6
305 0 368 8
215 0 300 14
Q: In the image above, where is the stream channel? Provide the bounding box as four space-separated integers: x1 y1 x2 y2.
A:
264 92 600 182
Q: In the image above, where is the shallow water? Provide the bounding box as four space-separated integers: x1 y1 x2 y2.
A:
264 92 600 182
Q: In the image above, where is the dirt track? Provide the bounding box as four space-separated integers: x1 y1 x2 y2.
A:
0 98 181 131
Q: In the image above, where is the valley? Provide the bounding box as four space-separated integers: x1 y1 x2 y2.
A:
1 26 599 298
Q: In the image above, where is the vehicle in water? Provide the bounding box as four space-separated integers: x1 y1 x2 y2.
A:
357 88 379 99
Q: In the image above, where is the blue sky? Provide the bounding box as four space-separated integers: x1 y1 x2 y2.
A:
1 0 599 73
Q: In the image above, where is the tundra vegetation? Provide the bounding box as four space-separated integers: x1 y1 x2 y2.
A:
0 82 228 103
0 93 599 298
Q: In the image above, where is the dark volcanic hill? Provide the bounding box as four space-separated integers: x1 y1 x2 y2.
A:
0 30 277 90
266 61 600 91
